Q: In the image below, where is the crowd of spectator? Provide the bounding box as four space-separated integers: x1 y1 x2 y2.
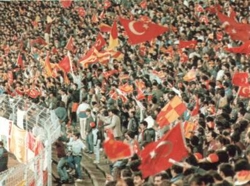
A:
1 0 250 185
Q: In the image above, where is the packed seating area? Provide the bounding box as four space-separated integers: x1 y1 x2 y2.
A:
0 0 250 185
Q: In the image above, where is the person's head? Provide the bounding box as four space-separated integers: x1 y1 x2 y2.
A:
153 173 168 186
133 171 145 186
188 174 206 186
139 121 148 131
206 131 217 143
73 132 81 140
121 168 132 180
86 108 91 116
218 163 235 178
108 109 115 117
171 165 183 177
0 141 3 147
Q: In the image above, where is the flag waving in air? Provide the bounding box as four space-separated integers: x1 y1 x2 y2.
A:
232 72 249 87
139 123 188 178
108 21 119 50
156 96 187 128
119 17 168 45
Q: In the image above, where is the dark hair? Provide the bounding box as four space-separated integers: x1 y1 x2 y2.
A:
73 132 81 139
133 171 143 179
121 168 132 178
171 164 183 174
140 121 148 128
219 163 235 177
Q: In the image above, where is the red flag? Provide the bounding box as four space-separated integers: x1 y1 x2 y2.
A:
76 7 86 17
199 15 209 25
139 123 188 178
94 34 106 51
225 40 250 54
232 72 249 86
103 137 133 162
29 87 41 99
136 88 146 101
134 79 146 90
108 21 119 50
179 40 197 49
140 0 147 9
99 23 112 32
94 49 111 65
140 16 151 23
239 85 250 98
217 11 250 42
65 36 75 52
60 0 72 8
229 6 236 20
104 0 111 9
119 17 168 45
17 53 24 69
205 4 222 14
30 37 47 46
156 96 187 128
58 56 71 73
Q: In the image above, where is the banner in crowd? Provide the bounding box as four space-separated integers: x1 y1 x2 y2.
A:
9 124 27 163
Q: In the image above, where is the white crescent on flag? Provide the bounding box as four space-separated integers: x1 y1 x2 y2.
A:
128 21 145 35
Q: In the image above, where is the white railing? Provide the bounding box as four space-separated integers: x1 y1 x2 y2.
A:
0 95 61 186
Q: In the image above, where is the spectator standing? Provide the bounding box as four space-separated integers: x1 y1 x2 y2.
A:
67 132 86 182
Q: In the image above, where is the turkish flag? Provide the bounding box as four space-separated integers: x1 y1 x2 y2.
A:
156 96 187 128
239 85 250 98
232 72 249 86
179 40 197 49
58 56 71 73
65 36 75 52
99 23 112 32
119 17 168 45
217 11 250 42
94 34 106 51
103 137 133 162
225 40 250 54
60 0 72 8
139 123 188 178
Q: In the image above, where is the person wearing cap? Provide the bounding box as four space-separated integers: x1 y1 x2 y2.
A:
0 141 8 172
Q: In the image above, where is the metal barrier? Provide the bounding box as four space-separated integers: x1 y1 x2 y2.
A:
0 95 61 186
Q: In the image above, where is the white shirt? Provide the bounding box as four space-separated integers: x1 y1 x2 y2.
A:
67 139 86 156
76 102 91 116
